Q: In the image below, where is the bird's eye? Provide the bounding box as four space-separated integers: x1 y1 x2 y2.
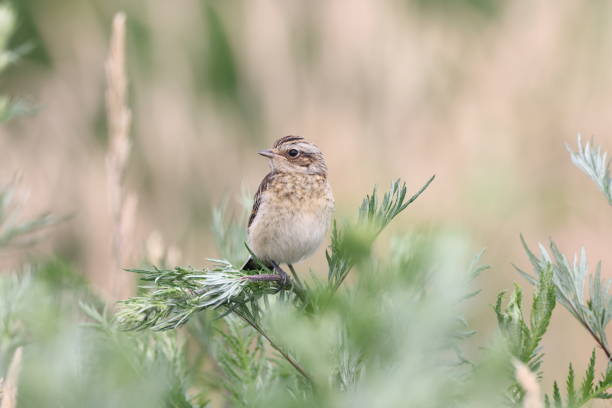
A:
288 149 300 158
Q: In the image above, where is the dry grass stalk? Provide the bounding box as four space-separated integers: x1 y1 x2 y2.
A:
105 12 136 300
514 360 543 408
145 231 182 266
0 347 23 408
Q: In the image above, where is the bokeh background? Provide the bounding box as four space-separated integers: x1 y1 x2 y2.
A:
2 0 612 396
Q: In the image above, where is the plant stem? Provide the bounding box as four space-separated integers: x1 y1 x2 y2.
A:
244 274 283 282
582 322 611 361
290 284 307 305
236 311 314 385
288 264 303 288
332 262 355 293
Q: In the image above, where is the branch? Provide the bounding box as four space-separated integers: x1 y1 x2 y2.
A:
327 176 435 292
234 310 314 385
566 135 612 205
583 323 611 361
116 260 307 331
517 237 612 362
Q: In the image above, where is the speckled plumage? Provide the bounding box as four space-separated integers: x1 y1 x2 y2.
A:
245 137 334 267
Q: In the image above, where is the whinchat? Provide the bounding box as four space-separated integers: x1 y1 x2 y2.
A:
243 136 334 283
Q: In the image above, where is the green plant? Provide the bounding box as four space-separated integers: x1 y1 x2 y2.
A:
504 136 612 407
114 178 518 406
3 149 611 406
495 266 556 403
110 149 612 407
567 135 612 206
0 4 31 123
0 182 205 407
0 179 57 248
116 178 435 331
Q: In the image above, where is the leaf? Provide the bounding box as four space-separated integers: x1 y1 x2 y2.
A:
519 237 611 364
566 135 612 205
579 350 596 401
566 363 576 407
328 176 435 291
553 381 562 408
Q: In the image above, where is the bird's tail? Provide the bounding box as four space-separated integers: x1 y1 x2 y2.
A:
241 256 272 271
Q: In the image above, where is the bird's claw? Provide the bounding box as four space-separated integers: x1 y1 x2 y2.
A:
279 271 290 289
272 262 291 290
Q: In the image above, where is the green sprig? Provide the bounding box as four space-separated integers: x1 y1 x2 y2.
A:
116 260 276 331
327 176 435 291
566 135 612 205
517 237 612 361
544 350 612 407
495 266 555 396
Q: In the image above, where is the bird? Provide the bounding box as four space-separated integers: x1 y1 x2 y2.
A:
242 135 334 286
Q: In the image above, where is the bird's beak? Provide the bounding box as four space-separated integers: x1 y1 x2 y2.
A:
258 149 275 158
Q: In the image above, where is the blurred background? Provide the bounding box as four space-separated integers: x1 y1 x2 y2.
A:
1 0 612 396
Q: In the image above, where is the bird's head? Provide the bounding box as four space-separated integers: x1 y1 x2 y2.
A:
258 135 327 175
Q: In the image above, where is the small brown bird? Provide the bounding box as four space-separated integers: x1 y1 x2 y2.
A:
242 136 334 283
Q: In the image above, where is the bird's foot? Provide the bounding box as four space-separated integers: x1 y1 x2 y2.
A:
272 262 291 290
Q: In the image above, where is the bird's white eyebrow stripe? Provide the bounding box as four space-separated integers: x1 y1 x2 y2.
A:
286 142 320 154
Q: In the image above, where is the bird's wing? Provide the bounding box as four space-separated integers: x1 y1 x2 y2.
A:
248 171 276 228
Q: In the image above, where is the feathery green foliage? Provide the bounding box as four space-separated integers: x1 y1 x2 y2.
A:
0 178 64 375
0 4 32 123
113 177 518 407
495 267 555 374
544 350 611 407
115 178 441 392
0 265 205 407
0 177 203 407
0 179 58 248
116 177 436 334
116 261 278 331
507 134 612 407
495 266 555 403
517 237 612 361
326 176 435 291
4 132 612 406
566 135 612 205
80 303 201 407
212 317 274 407
0 272 31 372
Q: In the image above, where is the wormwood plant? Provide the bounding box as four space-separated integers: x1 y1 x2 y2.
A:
113 137 612 407
496 136 612 407
0 4 31 123
116 178 440 386
2 144 611 406
0 179 57 248
116 176 519 407
0 178 207 407
116 177 436 333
